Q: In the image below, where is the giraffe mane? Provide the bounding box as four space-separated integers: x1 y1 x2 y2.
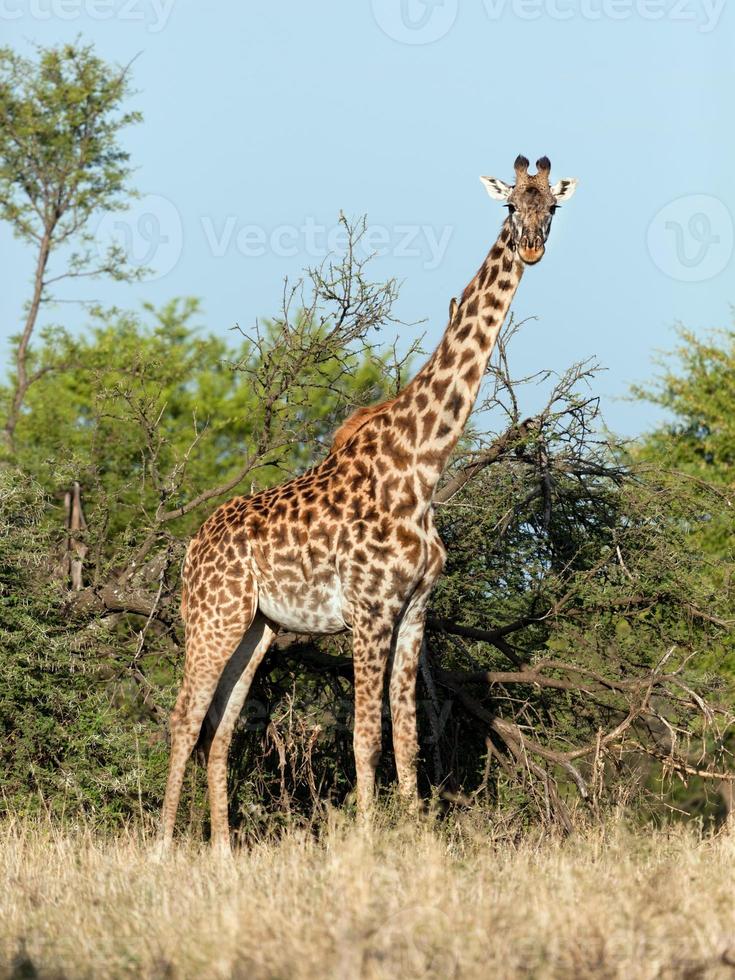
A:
329 299 461 456
329 400 395 454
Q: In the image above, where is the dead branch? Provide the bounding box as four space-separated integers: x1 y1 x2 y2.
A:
434 417 540 504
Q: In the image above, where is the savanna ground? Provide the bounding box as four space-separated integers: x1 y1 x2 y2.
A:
2 809 735 980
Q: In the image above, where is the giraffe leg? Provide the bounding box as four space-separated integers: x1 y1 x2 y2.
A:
351 617 394 814
159 587 258 852
389 609 426 808
390 539 446 806
200 613 276 853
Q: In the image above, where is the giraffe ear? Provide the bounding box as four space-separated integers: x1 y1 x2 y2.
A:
480 176 513 201
551 177 578 203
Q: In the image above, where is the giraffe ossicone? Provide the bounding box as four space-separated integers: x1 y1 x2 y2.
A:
158 155 578 852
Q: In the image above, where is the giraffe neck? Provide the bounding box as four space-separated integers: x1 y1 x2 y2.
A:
390 218 524 495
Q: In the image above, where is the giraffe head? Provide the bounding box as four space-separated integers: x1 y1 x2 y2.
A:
480 155 577 265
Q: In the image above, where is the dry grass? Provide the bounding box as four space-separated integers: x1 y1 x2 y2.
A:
1 810 734 979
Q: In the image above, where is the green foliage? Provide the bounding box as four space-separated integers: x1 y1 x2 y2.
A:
0 469 167 821
628 325 735 819
631 324 735 562
1 40 144 452
0 39 140 246
431 434 733 812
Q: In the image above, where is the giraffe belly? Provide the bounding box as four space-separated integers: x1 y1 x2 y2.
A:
257 577 350 634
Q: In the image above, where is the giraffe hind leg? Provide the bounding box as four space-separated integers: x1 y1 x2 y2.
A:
351 611 395 815
390 538 446 808
199 612 276 853
389 608 426 809
158 573 258 852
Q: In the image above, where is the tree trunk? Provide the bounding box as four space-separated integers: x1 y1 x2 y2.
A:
3 228 52 451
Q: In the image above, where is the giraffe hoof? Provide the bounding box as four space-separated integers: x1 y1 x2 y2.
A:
148 839 170 864
211 840 234 862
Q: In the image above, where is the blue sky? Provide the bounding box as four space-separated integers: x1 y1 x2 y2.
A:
1 0 732 436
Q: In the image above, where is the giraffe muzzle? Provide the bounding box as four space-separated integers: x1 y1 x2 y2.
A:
517 241 545 264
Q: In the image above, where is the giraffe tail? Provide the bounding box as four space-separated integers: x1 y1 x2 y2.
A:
180 541 194 622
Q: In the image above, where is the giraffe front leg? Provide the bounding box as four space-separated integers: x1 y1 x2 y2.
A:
351 617 393 815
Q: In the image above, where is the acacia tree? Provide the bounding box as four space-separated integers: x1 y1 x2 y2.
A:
631 324 735 564
629 323 735 819
0 40 141 450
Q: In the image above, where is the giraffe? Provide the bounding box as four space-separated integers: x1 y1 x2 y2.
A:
159 154 577 852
